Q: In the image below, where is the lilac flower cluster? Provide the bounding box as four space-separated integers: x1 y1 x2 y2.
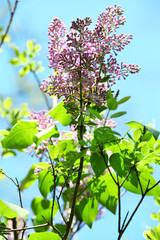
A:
40 5 140 109
26 110 58 160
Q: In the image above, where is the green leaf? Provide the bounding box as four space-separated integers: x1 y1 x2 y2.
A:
94 127 119 144
90 152 107 177
121 171 160 196
47 101 71 126
133 129 142 141
48 142 67 159
89 173 118 214
24 165 50 194
34 44 41 52
19 52 27 64
53 224 66 235
79 198 98 228
27 40 34 51
100 75 110 83
20 164 37 191
88 108 103 120
48 140 75 160
31 197 58 231
141 142 150 155
120 139 134 151
110 111 126 118
0 199 29 221
33 126 59 146
19 66 29 77
1 120 38 149
110 153 125 177
125 121 143 130
154 142 160 153
107 98 118 110
39 169 54 198
9 58 20 66
106 89 113 100
144 126 160 140
143 225 160 240
118 96 130 104
28 232 60 240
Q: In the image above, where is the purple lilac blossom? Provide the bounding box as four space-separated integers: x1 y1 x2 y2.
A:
40 5 140 110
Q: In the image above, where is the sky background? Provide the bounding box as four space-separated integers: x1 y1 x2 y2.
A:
0 0 160 239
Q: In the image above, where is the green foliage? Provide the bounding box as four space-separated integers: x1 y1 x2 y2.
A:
78 197 98 228
31 197 58 231
28 232 60 240
1 120 38 149
33 126 59 146
90 152 107 177
9 40 44 76
38 169 54 198
47 101 72 126
89 173 118 214
0 199 29 221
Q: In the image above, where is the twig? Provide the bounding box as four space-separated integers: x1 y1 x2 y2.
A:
0 0 19 47
15 178 23 208
134 168 143 195
147 180 160 192
117 178 159 240
121 211 129 231
117 175 121 233
7 0 12 12
41 215 64 240
64 156 84 239
50 160 56 224
56 196 67 224
2 171 17 186
98 143 118 186
0 223 49 233
120 166 134 187
31 70 51 109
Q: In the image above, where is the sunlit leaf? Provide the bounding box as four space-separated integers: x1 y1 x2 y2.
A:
2 120 38 149
0 199 29 221
79 198 98 228
39 169 54 198
110 111 126 118
118 96 130 104
47 101 71 126
28 232 60 240
33 126 59 146
89 173 118 214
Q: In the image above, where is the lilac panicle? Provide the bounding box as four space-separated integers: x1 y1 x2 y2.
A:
41 4 140 109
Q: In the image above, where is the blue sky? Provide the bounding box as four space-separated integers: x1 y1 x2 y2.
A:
0 0 160 239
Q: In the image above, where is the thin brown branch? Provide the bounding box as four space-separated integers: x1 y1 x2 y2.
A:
50 161 56 224
15 178 23 208
31 70 51 109
147 180 160 193
118 179 159 240
64 156 84 239
117 175 121 233
0 223 49 233
7 0 12 12
56 196 67 224
120 166 134 187
98 143 118 186
121 211 129 231
2 171 17 186
41 215 64 240
0 0 19 47
134 168 143 196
